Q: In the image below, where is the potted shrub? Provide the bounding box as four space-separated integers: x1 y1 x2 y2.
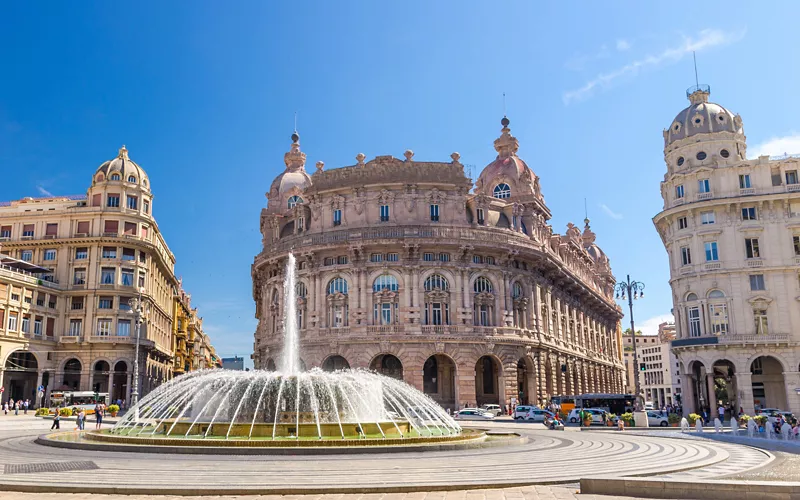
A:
620 412 634 427
754 415 768 429
59 407 73 417
35 407 51 417
107 404 120 417
738 414 751 427
667 413 681 427
687 413 702 425
606 413 617 426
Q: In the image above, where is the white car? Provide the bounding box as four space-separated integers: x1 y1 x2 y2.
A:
524 409 555 422
646 411 670 427
481 404 502 416
567 408 609 425
454 409 495 421
513 405 537 419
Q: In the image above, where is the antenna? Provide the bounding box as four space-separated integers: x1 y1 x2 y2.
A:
693 51 699 88
294 111 298 133
584 198 588 220
502 92 507 116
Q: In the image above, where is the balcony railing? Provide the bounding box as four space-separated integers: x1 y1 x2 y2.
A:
787 184 800 193
673 332 791 348
745 258 764 268
365 325 405 334
703 262 721 271
697 192 714 200
671 198 685 208
59 335 82 343
680 265 694 275
0 265 62 290
739 188 755 196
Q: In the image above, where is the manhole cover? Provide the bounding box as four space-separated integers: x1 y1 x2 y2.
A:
4 461 98 474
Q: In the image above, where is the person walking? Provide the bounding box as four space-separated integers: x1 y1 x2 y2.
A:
94 403 103 429
50 411 61 430
14 401 19 416
77 410 86 431
2 401 7 415
23 399 29 414
718 404 725 423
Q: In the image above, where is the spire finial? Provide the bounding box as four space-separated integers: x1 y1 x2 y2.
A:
502 92 506 117
118 145 129 160
693 51 699 88
290 112 300 144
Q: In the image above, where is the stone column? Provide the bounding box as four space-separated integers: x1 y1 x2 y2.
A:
549 355 558 399
575 362 583 395
783 371 800 416
706 373 716 412
531 282 541 332
126 373 132 406
530 354 540 405
537 351 547 403
457 363 477 409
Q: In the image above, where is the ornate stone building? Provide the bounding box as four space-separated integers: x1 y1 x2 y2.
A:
252 118 625 410
654 85 800 415
0 147 217 406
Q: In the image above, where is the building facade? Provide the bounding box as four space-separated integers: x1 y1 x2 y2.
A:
621 331 659 395
654 85 800 415
0 146 216 406
638 323 681 408
252 119 625 411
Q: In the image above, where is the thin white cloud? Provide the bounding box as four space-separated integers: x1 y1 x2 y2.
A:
36 186 53 197
616 39 631 51
563 28 746 105
564 44 610 71
749 133 800 158
636 313 675 337
599 203 623 220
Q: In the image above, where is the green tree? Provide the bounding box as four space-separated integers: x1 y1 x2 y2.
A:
624 328 643 336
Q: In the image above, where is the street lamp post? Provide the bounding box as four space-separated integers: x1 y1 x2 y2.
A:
128 288 149 408
614 274 645 413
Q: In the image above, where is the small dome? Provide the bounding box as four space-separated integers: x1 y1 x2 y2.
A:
94 146 150 189
267 132 313 207
665 86 743 148
270 170 312 195
475 117 539 199
582 218 608 266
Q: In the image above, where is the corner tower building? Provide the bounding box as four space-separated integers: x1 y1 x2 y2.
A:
253 120 625 410
654 85 800 416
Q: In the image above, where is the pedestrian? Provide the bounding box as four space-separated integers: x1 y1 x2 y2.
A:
23 399 29 414
718 404 725 422
77 410 86 431
51 411 61 430
2 401 7 415
14 401 19 416
95 403 103 429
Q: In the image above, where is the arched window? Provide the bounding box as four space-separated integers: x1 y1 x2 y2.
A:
295 282 307 298
707 289 725 299
511 282 523 299
424 274 449 291
327 277 348 295
707 289 728 335
493 183 511 199
110 173 121 181
686 293 698 301
287 195 303 209
474 277 493 294
685 293 701 337
128 175 137 183
373 274 399 292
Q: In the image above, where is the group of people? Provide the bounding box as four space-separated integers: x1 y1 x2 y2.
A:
50 402 107 431
656 404 683 416
2 399 31 415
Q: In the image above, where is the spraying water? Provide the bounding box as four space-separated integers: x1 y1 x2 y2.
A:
281 253 299 374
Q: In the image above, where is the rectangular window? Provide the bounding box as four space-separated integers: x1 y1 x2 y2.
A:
787 171 798 185
20 250 33 262
126 195 138 210
473 255 483 264
8 312 17 331
709 304 728 335
122 248 136 261
700 211 715 225
43 249 56 260
48 296 56 309
698 179 710 193
124 222 137 235
741 207 757 221
675 185 685 199
386 253 399 262
739 174 751 189
75 247 88 260
97 319 112 336
69 319 82 337
438 253 450 262
381 303 392 325
98 297 114 309
76 221 90 234
45 223 58 236
423 253 435 262
749 274 765 291
22 224 34 237
139 251 146 263
141 226 148 239
33 318 42 336
117 319 131 337
103 220 119 235
138 272 145 288
687 307 701 337
476 208 485 225
678 217 688 230
107 194 120 208
21 316 30 333
121 268 134 286
100 268 115 285
754 309 769 335
143 200 150 214
704 242 719 262
370 253 383 263
333 209 342 226
73 268 86 285
485 256 495 265
337 256 348 265
102 246 117 259
380 205 390 222
680 246 692 266
745 238 760 259
794 236 800 256
0 225 10 238
71 296 84 310
324 257 335 266
430 204 439 222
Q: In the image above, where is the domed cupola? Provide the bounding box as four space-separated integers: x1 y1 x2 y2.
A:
663 85 746 171
267 131 312 211
475 117 542 201
582 218 608 267
93 145 150 192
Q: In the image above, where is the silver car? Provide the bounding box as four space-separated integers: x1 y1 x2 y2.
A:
454 409 495 421
524 409 555 422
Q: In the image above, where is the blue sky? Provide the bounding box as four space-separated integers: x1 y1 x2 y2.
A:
3 2 800 365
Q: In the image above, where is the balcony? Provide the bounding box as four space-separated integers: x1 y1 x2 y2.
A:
696 192 714 201
679 265 694 275
420 325 461 335
787 184 800 193
739 188 756 196
671 198 685 208
703 262 721 271
59 335 82 343
745 258 764 268
366 325 406 334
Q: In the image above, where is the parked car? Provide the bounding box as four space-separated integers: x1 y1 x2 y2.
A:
760 409 794 424
481 404 502 416
513 405 537 419
646 411 670 427
454 409 495 421
567 408 608 424
524 409 555 422
644 402 655 411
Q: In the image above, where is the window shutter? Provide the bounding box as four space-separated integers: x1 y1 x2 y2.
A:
141 226 149 239
46 318 55 336
0 310 4 328
104 220 119 233
124 222 137 235
23 224 34 233
77 221 90 234
45 223 58 236
92 194 101 206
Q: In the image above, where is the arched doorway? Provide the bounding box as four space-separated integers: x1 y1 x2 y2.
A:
516 357 534 405
370 354 403 380
321 355 350 372
711 360 736 417
423 354 456 411
63 359 82 390
475 356 500 406
3 351 38 402
93 361 110 393
751 356 787 411
112 361 128 403
266 358 276 371
689 360 710 414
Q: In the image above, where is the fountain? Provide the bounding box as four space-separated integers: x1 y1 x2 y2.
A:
765 422 774 440
106 254 466 446
729 417 737 436
747 418 756 438
713 417 722 433
695 419 703 433
680 417 689 432
781 422 792 440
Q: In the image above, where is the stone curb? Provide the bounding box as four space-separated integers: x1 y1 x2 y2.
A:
581 477 800 499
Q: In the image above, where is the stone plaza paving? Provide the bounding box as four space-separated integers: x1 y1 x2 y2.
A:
0 415 781 498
